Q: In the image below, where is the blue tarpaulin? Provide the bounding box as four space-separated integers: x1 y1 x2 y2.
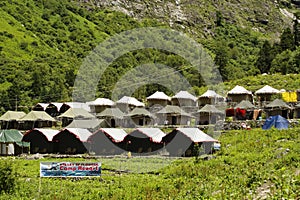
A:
262 115 289 130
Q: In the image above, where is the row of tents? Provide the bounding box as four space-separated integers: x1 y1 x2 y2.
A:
1 98 299 130
0 104 225 129
227 98 300 120
0 128 219 157
29 85 300 116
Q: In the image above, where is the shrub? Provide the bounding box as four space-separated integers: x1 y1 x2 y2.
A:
0 161 17 194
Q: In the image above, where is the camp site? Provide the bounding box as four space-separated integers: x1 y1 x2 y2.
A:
0 85 299 199
1 0 300 198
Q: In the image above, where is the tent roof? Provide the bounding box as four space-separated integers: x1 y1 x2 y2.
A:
262 115 289 130
234 100 256 109
116 96 145 107
126 107 154 118
33 103 49 110
176 128 218 143
97 107 125 119
99 128 127 143
62 102 91 112
197 105 224 114
199 90 224 99
18 111 56 122
47 102 64 110
66 119 107 129
0 111 26 121
63 128 93 142
146 91 171 101
25 128 60 142
228 85 252 95
255 85 280 94
156 105 191 116
57 108 95 119
265 99 291 109
172 91 197 101
0 129 23 143
135 128 166 143
87 98 115 106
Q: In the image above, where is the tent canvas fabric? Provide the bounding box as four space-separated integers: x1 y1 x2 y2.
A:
18 111 56 122
265 99 291 109
87 129 126 155
99 128 128 143
49 103 64 111
97 108 125 119
32 103 49 111
162 128 218 156
197 105 224 114
24 128 60 142
0 130 27 144
176 128 219 143
262 115 289 130
228 85 252 95
57 108 95 119
255 85 279 94
234 100 255 110
52 128 93 154
156 105 191 116
22 129 59 153
62 128 93 142
135 128 166 143
146 91 171 101
124 128 165 153
126 107 154 118
66 119 109 130
45 103 64 117
0 111 26 121
116 96 145 107
199 90 224 98
87 98 114 106
0 130 29 155
172 91 197 101
198 90 225 106
59 102 91 113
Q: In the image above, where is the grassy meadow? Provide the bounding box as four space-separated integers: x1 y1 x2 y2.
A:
0 127 299 199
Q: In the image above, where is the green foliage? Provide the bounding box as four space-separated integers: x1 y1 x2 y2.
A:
294 14 300 46
256 40 274 73
0 161 17 194
0 128 299 199
0 0 299 112
280 28 295 52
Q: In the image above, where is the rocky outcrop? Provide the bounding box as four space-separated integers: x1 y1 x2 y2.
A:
78 0 295 38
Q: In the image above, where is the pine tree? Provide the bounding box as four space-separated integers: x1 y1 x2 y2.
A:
280 28 295 51
214 40 229 80
293 13 300 47
255 40 273 73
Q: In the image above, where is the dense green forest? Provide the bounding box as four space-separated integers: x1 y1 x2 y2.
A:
0 0 300 112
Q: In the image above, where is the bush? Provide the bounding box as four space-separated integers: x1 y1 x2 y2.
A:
0 161 17 194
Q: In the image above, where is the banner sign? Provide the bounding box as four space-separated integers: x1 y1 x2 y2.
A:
40 162 101 177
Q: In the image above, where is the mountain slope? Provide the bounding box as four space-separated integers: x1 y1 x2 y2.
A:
0 0 299 112
86 0 297 39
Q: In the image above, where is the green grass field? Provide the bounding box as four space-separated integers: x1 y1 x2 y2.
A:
0 127 299 199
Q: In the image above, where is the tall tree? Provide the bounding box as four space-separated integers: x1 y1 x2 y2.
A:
214 40 229 80
280 28 295 51
255 40 273 73
293 12 300 47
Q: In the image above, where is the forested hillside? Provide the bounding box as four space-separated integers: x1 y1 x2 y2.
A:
0 0 299 112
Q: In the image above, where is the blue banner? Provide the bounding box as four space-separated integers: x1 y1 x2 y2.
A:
40 162 101 177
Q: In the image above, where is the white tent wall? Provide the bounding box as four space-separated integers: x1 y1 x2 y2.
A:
0 143 14 155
